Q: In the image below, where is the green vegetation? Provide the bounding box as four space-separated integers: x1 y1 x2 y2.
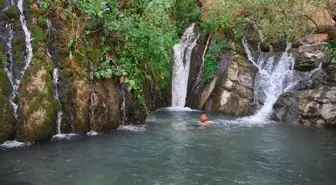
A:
6 5 20 20
75 0 177 88
327 40 336 65
40 0 333 105
0 0 6 9
68 0 201 110
202 0 329 43
204 37 231 82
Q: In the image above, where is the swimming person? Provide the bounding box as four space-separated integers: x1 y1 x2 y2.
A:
199 112 214 127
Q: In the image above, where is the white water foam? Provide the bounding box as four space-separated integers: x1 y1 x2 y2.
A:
171 23 200 107
17 0 33 76
0 140 31 149
51 133 78 140
242 38 309 123
241 38 324 123
162 107 200 112
117 125 147 132
86 130 99 136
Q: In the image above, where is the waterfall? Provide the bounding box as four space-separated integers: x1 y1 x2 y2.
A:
4 24 18 116
242 38 323 122
120 84 128 125
171 23 200 107
52 68 63 135
45 19 77 140
17 0 33 75
47 19 63 136
87 81 98 136
87 87 98 136
1 0 33 147
3 0 34 119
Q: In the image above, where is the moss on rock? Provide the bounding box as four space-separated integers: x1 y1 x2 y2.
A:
86 48 102 65
31 25 46 49
0 69 13 142
12 35 25 66
6 5 20 20
0 0 6 9
0 12 8 22
37 15 48 29
16 51 55 142
72 76 90 134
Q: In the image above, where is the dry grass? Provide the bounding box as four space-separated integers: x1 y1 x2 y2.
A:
204 0 331 42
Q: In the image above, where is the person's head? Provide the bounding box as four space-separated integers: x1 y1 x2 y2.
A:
200 112 208 122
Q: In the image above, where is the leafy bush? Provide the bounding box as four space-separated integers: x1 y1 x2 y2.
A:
72 0 201 109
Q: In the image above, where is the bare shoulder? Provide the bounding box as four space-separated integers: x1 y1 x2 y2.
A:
199 121 214 125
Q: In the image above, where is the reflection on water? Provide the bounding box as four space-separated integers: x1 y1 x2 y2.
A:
1 109 336 185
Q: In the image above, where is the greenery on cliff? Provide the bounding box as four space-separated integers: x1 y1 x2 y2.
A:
35 0 200 108
72 0 200 103
40 0 333 97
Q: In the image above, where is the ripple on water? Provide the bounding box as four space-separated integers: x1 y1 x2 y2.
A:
214 117 276 128
117 125 147 132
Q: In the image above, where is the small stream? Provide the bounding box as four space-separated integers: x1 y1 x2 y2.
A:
1 109 336 185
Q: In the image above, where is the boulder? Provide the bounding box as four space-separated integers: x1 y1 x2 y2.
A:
291 43 331 71
328 0 336 18
272 92 300 123
292 34 329 48
202 53 256 116
309 10 335 29
298 86 336 127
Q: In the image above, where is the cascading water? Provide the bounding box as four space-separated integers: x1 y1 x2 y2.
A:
4 0 34 118
51 68 63 137
17 0 33 75
171 23 200 107
1 0 33 147
50 66 77 140
4 24 17 116
45 19 77 140
242 38 323 122
119 84 128 125
87 86 98 136
87 64 99 136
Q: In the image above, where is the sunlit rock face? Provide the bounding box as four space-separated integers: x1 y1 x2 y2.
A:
201 53 256 116
298 87 336 127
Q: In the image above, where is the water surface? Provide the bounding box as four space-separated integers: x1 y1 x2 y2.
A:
1 109 336 185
